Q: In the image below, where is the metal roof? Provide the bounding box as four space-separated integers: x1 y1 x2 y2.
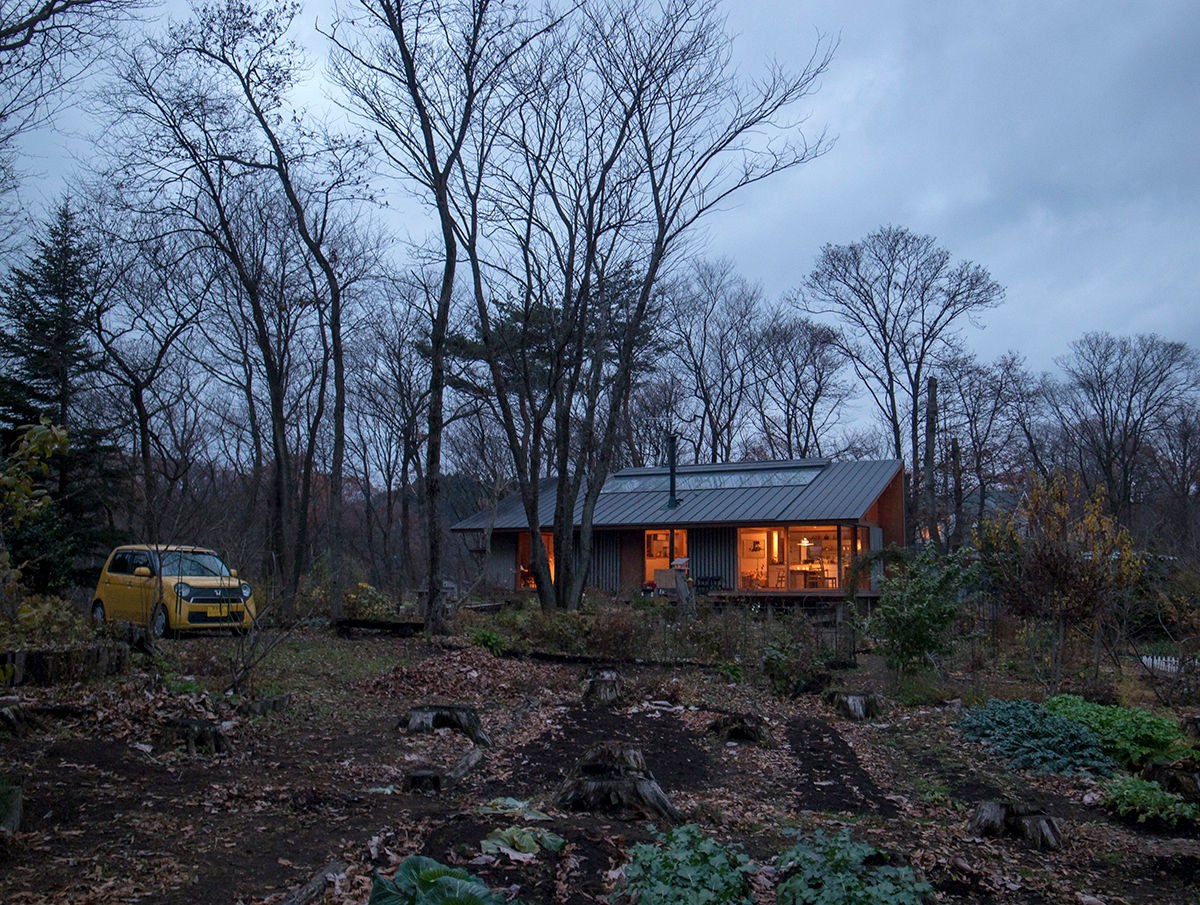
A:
452 459 902 532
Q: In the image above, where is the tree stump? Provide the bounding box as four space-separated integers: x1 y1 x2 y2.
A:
1143 761 1200 804
400 704 493 746
793 671 831 696
559 741 681 823
161 717 233 755
583 669 623 705
0 783 21 834
402 768 442 793
708 713 775 747
825 691 885 721
967 799 1064 851
237 693 293 716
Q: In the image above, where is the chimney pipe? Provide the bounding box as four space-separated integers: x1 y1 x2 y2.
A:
667 433 678 508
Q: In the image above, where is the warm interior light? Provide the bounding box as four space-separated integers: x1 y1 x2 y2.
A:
800 536 811 546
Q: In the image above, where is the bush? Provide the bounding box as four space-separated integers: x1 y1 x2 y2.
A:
588 604 638 658
369 855 507 905
776 829 931 905
959 698 1115 775
613 824 754 905
1043 694 1184 769
470 629 506 657
0 595 94 648
871 546 976 674
1102 775 1200 827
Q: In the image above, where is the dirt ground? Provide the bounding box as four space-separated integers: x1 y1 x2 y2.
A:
2 630 1198 904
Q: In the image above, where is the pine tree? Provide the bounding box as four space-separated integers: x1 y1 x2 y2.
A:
0 201 119 591
0 200 97 437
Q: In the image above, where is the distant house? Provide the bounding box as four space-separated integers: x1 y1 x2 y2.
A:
452 458 905 599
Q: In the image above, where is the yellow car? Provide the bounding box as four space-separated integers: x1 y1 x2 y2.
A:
92 545 255 637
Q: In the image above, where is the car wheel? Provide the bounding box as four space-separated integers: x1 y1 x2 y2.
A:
91 601 105 624
150 605 169 639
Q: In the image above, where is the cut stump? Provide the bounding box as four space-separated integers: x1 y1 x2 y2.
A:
583 669 623 705
825 691 885 721
1143 761 1200 804
161 717 232 755
708 713 775 747
402 768 443 793
400 704 493 747
559 741 681 823
237 693 293 717
967 799 1064 850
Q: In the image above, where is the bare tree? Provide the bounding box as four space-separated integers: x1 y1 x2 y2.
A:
666 260 761 464
749 310 851 460
1047 331 1199 529
166 0 372 619
800 225 1004 543
0 0 137 215
89 220 202 538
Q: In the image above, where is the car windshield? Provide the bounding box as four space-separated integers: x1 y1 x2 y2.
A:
158 550 231 578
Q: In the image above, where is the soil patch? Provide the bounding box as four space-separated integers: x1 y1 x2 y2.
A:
504 703 715 798
786 716 897 816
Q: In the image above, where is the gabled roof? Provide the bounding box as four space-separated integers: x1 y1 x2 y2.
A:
452 458 902 532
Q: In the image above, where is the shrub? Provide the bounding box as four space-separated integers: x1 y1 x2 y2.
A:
1043 694 1183 768
959 698 1115 775
613 824 754 905
776 829 931 905
369 855 507 905
717 662 744 682
344 582 397 620
471 629 506 657
871 546 976 674
588 604 639 658
0 595 94 648
1102 775 1200 827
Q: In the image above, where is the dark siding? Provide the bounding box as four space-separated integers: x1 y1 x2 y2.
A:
690 526 737 590
588 531 621 593
486 534 518 589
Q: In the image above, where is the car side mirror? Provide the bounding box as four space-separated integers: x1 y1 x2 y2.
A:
134 566 151 578
229 569 238 578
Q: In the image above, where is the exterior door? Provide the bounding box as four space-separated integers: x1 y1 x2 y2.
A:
101 551 134 621
127 549 156 626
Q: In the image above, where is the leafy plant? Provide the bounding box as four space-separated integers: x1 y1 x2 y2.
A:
717 662 744 682
1043 695 1184 768
471 629 506 657
870 546 976 674
481 825 565 858
612 824 754 905
959 698 1115 775
369 855 509 905
1102 775 1200 827
344 582 397 620
775 829 931 905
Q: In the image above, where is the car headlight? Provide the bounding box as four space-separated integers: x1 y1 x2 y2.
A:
241 583 252 600
174 581 194 600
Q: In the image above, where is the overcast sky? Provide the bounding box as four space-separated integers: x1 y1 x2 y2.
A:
710 1 1200 372
18 1 1200 375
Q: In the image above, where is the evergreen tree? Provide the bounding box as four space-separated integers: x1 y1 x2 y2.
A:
0 201 98 436
0 201 120 591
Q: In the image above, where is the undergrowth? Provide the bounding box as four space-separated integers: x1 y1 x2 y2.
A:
776 829 931 905
1102 775 1200 827
1043 694 1185 768
612 824 754 905
959 698 1115 774
369 855 508 905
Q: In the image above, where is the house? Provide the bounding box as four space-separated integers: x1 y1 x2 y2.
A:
452 458 905 599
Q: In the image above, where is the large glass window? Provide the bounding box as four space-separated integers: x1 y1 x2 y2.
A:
644 529 687 584
516 532 555 588
735 525 868 591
